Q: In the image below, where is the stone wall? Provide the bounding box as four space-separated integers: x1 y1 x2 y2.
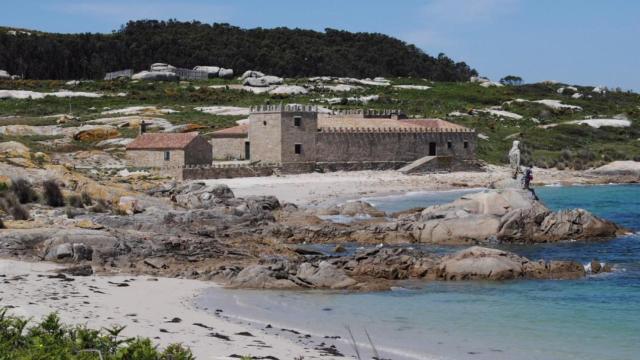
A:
280 111 318 163
315 129 476 162
210 137 246 160
249 112 282 163
178 164 276 181
127 149 185 168
184 136 213 165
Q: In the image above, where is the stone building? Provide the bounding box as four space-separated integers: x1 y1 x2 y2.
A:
209 105 476 169
126 132 212 168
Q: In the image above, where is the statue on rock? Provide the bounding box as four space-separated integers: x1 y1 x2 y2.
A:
508 140 521 179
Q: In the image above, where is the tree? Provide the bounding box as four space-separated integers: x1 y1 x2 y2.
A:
500 75 523 86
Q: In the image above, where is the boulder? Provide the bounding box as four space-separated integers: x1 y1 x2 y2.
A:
150 63 176 72
218 68 234 78
243 75 283 87
173 183 235 209
412 189 619 244
73 125 120 142
323 201 385 218
227 263 299 289
0 70 10 80
239 70 265 80
117 196 143 215
296 261 356 289
535 209 619 242
193 66 220 78
0 141 30 157
269 85 308 95
132 71 179 81
435 246 585 281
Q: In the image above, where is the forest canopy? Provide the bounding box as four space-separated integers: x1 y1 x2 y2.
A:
0 20 477 81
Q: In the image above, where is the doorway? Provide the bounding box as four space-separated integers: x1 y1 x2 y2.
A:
428 142 437 156
244 141 250 160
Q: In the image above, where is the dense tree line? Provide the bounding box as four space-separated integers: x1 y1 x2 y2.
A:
0 20 477 81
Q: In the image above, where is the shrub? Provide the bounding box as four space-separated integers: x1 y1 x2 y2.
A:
10 178 38 204
67 194 83 208
43 180 65 207
0 309 195 359
90 199 110 213
0 182 7 192
81 191 93 206
556 162 566 170
0 193 30 220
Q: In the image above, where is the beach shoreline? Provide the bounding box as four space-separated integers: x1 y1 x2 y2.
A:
0 258 345 360
198 165 638 207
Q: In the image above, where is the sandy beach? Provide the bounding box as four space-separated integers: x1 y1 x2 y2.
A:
199 165 630 206
0 259 343 360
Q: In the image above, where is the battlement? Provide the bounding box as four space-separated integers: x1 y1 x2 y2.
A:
320 126 475 134
250 104 318 113
330 109 407 119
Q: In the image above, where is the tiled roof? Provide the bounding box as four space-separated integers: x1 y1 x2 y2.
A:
317 116 468 130
126 132 200 150
207 116 470 136
209 124 249 138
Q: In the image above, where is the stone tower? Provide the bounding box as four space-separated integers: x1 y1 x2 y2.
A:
248 104 318 164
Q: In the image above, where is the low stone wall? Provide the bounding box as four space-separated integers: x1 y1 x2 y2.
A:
156 158 480 181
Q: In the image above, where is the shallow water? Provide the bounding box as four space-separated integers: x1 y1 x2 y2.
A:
197 184 640 360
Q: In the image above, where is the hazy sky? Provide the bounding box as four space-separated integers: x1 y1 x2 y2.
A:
2 0 639 90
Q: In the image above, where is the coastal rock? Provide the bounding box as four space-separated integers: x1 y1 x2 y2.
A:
173 183 235 209
239 70 265 80
411 189 618 244
59 264 94 276
296 261 356 289
536 209 619 242
435 246 585 280
320 201 385 218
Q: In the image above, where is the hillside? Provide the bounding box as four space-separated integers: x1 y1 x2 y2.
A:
0 20 476 81
0 74 638 169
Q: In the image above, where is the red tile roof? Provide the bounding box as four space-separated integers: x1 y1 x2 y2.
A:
126 132 200 150
209 124 249 138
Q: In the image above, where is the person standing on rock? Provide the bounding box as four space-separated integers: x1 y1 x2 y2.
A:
522 167 533 190
509 140 521 179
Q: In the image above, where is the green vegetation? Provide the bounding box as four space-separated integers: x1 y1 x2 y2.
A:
0 308 195 359
0 76 638 167
0 20 476 81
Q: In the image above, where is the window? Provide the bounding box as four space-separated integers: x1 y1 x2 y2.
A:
447 141 453 149
294 116 301 126
164 151 170 161
464 141 469 149
294 143 302 154
263 121 267 126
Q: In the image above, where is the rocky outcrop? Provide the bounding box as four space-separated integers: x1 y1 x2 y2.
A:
434 246 585 280
132 71 179 81
72 125 120 142
172 182 236 209
243 76 284 87
411 189 619 244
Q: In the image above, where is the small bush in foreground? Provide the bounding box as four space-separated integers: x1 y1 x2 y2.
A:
10 177 38 204
43 179 65 207
0 217 4 228
0 193 30 220
67 194 84 208
0 309 195 360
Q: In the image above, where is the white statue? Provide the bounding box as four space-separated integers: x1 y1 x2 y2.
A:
508 140 521 179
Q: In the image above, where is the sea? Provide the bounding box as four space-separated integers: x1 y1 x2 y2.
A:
196 184 640 360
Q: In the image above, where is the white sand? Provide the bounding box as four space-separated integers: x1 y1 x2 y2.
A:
0 259 337 360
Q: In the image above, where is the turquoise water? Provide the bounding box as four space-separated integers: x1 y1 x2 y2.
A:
197 185 640 360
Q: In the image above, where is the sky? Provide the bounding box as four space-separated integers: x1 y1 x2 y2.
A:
2 0 639 90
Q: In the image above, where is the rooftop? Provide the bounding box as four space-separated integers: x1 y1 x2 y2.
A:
126 132 200 150
209 124 249 138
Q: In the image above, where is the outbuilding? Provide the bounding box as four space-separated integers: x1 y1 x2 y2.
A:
126 132 212 168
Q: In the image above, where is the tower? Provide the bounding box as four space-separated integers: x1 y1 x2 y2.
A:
248 104 318 164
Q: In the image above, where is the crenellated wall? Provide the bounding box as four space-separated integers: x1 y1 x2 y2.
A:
315 128 476 162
